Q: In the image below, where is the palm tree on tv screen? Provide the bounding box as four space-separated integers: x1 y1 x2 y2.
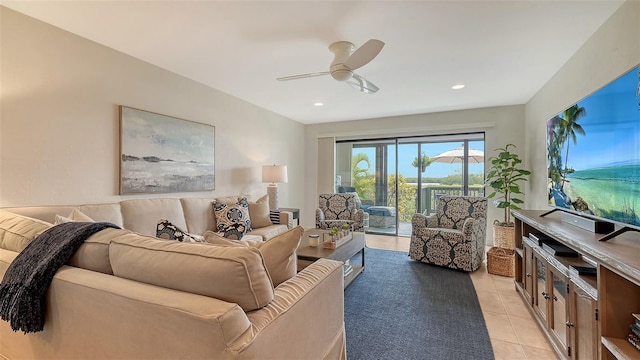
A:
559 104 586 191
547 115 564 189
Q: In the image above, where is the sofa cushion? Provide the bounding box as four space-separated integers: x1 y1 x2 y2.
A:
68 227 134 274
180 197 217 235
76 203 124 227
248 195 273 229
156 219 204 243
248 224 288 241
214 197 251 236
204 226 303 287
0 210 52 252
120 198 187 236
109 235 274 311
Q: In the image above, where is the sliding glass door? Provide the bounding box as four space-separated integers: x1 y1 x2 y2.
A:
336 133 484 236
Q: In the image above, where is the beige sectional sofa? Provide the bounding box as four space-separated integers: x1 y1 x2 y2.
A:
0 196 347 360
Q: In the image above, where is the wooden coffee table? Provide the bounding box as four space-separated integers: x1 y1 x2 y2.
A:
297 228 365 288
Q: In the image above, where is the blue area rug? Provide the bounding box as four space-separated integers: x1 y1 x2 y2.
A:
344 248 494 360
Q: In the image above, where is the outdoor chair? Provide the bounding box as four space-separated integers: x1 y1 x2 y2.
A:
316 193 365 232
409 196 488 271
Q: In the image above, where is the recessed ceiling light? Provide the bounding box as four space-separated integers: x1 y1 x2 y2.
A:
314 102 324 107
451 84 465 90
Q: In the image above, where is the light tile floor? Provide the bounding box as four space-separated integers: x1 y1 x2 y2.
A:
365 234 559 360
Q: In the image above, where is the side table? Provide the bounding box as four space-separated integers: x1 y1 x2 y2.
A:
270 207 300 226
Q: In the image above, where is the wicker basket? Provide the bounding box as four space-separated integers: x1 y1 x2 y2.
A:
492 220 516 249
487 247 515 277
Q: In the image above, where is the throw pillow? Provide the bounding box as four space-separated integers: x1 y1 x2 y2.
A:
69 209 96 222
213 197 251 238
54 214 73 225
217 222 247 240
204 226 303 287
214 195 252 205
0 210 52 252
156 219 204 243
248 194 273 229
54 209 96 225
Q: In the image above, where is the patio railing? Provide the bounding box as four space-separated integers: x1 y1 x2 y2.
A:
419 185 484 215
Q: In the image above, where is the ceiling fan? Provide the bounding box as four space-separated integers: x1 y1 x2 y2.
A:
276 39 385 94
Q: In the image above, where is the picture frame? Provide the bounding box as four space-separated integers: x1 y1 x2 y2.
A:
119 106 215 194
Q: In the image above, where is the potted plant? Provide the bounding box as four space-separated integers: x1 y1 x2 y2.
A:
330 227 340 240
485 144 531 248
411 152 433 173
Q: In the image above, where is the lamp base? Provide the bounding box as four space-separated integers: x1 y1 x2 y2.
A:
267 184 279 210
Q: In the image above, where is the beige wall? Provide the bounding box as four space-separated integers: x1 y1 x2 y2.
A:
0 7 304 208
303 105 526 229
525 0 640 210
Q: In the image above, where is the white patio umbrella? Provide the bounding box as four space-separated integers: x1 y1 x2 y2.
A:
431 146 484 164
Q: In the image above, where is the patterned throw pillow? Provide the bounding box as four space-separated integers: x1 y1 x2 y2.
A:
156 219 203 243
213 197 251 239
218 222 247 240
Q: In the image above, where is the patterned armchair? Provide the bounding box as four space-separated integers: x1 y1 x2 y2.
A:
409 196 488 272
316 193 365 232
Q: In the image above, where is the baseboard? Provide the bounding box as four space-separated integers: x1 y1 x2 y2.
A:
560 212 614 234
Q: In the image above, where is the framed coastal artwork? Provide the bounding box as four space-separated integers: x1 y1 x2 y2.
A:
119 106 215 194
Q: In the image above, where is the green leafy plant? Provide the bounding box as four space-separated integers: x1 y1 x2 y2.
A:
485 144 531 225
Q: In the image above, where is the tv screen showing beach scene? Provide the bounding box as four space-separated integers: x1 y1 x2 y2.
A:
547 64 640 227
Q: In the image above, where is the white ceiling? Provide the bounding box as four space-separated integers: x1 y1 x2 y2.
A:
2 1 625 124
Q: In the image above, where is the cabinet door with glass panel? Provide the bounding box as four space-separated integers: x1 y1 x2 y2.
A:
533 252 549 323
548 261 569 356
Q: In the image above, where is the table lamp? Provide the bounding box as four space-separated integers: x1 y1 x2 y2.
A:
262 165 288 210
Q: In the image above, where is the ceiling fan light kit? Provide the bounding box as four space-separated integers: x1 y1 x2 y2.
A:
277 39 384 94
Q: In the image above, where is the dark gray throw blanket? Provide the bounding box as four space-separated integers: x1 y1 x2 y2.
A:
0 221 119 333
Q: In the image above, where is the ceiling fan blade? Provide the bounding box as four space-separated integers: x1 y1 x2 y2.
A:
344 39 385 70
276 72 330 81
347 73 379 94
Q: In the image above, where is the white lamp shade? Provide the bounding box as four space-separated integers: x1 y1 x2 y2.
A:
262 165 288 184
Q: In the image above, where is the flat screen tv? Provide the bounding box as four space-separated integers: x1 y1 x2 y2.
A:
546 64 640 239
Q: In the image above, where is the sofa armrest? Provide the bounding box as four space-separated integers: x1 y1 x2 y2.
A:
234 259 346 359
352 209 365 231
462 217 477 238
279 211 293 229
411 212 438 229
0 256 252 360
268 210 293 229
